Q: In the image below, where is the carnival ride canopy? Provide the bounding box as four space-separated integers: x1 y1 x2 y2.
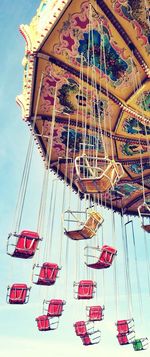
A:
17 0 150 216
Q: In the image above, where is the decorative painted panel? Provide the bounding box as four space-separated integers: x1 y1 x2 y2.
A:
41 0 145 100
32 58 120 131
104 0 150 67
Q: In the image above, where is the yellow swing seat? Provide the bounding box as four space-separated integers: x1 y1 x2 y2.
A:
64 211 104 241
75 156 124 194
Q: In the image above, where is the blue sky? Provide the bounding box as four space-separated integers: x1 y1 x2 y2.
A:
0 1 150 356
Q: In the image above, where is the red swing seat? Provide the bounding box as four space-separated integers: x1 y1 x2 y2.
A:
81 330 101 346
74 321 88 337
44 299 66 317
74 280 96 299
81 334 92 346
86 305 105 321
116 319 134 334
117 331 135 345
7 230 41 259
85 245 117 269
7 283 30 304
32 263 60 285
35 315 58 331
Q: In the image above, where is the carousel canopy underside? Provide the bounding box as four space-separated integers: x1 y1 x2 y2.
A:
17 0 150 215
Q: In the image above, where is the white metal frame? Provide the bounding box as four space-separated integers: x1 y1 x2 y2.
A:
75 155 124 184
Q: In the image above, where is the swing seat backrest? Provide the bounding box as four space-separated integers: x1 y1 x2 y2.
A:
117 320 130 334
117 331 135 345
99 245 117 267
8 283 29 304
37 263 59 285
117 333 129 345
81 334 92 346
74 321 87 336
88 306 104 321
36 315 50 331
78 280 95 299
97 161 123 191
83 212 103 233
96 162 118 190
13 230 40 258
76 212 102 239
47 299 64 317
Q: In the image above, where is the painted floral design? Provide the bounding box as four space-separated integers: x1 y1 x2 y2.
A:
58 78 79 114
40 64 109 121
123 117 150 135
42 121 104 155
129 162 150 174
121 142 148 156
60 126 104 153
53 1 133 87
77 29 128 83
112 0 150 53
113 183 140 196
136 91 150 112
58 77 107 119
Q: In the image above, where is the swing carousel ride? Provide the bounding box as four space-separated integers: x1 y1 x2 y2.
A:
6 0 150 351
